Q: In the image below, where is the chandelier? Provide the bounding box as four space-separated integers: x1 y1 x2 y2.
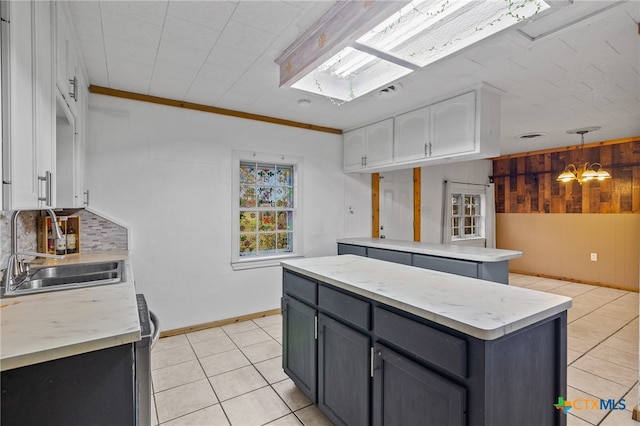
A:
556 127 612 184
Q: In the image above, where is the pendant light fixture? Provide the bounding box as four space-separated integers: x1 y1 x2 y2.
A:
557 127 612 184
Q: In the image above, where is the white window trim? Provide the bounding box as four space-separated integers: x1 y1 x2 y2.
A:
442 181 490 246
231 150 304 270
451 193 483 240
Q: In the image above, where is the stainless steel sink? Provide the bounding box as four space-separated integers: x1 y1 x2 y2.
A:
2 260 125 297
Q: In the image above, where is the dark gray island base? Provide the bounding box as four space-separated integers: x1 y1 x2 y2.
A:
281 257 569 426
337 238 523 284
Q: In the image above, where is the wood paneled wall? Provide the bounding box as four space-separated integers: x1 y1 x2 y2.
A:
492 138 640 214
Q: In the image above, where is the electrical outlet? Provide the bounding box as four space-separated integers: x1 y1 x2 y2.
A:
590 253 598 261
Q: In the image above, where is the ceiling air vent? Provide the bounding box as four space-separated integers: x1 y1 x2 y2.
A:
516 132 548 140
375 83 403 99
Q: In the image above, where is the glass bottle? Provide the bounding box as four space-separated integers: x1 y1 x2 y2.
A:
55 221 66 255
47 224 55 253
66 223 77 254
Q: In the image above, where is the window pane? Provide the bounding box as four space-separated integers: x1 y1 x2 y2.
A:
258 187 274 207
259 211 276 231
240 186 256 208
239 212 257 233
239 234 256 256
277 232 293 252
277 211 292 231
275 187 292 208
277 166 292 186
240 163 256 184
238 159 295 260
257 165 276 185
259 233 276 254
451 194 460 215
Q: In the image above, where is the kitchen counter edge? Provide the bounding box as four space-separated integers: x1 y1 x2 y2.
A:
282 255 571 340
337 238 523 262
0 251 140 371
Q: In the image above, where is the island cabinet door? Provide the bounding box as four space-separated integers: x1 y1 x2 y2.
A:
373 343 467 426
317 313 371 426
282 296 317 402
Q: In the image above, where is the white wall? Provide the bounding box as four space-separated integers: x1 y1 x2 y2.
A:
86 94 344 331
420 161 493 244
340 161 493 243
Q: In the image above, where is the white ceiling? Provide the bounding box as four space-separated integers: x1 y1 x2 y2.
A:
67 0 640 155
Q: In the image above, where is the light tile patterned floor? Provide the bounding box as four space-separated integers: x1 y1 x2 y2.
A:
151 274 639 425
509 274 638 426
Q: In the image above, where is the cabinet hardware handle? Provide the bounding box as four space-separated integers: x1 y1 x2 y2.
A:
314 315 318 340
69 76 77 101
83 189 90 206
428 142 432 156
424 143 428 156
38 171 52 206
363 155 367 167
370 347 374 377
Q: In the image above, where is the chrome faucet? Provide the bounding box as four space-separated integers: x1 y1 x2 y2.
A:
3 209 65 295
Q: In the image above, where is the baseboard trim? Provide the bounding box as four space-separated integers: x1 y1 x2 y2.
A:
159 308 281 338
509 270 639 293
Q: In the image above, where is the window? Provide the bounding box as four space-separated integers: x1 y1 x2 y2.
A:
451 194 481 239
232 151 303 269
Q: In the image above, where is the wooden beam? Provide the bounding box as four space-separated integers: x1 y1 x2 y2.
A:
413 168 421 242
275 1 408 87
88 85 343 135
372 173 380 238
490 136 640 160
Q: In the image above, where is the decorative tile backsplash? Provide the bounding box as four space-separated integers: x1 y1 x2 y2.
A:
0 209 128 269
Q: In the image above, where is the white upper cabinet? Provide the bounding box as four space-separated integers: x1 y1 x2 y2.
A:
343 119 394 172
349 85 501 173
1 0 56 210
430 90 476 158
56 3 79 117
55 1 87 207
343 128 367 171
394 105 430 163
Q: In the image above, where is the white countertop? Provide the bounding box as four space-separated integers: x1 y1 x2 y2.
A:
281 255 571 340
0 251 141 371
338 238 522 262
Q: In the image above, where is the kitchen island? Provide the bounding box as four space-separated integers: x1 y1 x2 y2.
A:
281 255 571 426
0 251 143 425
337 237 523 284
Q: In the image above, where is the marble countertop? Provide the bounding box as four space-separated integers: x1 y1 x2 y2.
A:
0 251 140 371
281 255 571 340
338 238 523 262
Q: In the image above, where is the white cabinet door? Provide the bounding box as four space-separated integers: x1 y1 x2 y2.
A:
365 118 393 168
56 3 78 117
55 1 86 207
343 128 366 171
394 106 430 163
55 90 77 207
55 4 67 97
430 91 476 158
2 0 55 209
343 120 394 172
34 0 56 207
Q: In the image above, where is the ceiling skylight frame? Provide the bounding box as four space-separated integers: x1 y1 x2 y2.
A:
276 0 551 103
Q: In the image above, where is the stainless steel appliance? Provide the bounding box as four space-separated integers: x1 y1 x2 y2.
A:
135 294 160 426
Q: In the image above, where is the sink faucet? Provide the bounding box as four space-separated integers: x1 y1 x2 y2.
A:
3 209 65 295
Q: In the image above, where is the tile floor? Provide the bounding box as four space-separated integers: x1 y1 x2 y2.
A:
151 273 639 426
